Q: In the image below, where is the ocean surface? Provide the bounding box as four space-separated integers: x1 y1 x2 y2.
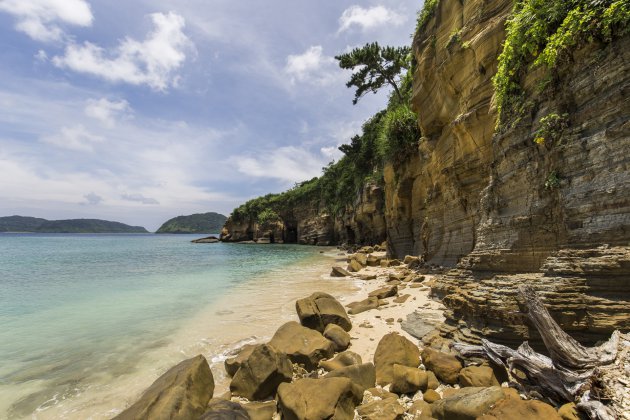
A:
0 233 358 419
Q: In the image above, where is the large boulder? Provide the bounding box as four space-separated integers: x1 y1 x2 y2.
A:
296 292 351 332
347 296 379 315
356 397 406 420
199 399 249 420
421 347 463 385
353 253 368 266
319 351 362 372
269 321 334 370
430 386 506 420
389 364 428 394
374 333 421 385
114 355 214 420
224 344 256 377
407 400 432 419
368 285 398 299
367 255 382 267
229 344 292 401
277 377 363 420
348 259 364 272
323 323 351 352
325 363 376 392
458 365 500 388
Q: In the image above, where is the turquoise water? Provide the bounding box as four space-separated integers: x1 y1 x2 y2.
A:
0 234 352 419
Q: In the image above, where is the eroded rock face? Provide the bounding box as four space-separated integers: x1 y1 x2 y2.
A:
277 377 363 420
115 355 214 420
269 321 334 370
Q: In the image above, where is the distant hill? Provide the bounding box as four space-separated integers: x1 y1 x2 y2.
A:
0 216 148 233
156 212 227 234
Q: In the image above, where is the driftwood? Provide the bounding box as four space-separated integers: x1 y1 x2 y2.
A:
453 285 630 420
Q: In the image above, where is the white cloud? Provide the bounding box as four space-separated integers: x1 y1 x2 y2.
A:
84 98 131 128
236 146 328 183
52 12 194 91
338 5 404 33
285 46 340 86
41 124 104 152
0 0 93 42
35 49 48 62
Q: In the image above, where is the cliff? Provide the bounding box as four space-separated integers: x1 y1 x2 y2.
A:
221 0 630 345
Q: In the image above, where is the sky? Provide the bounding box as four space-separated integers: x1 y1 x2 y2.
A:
0 0 422 231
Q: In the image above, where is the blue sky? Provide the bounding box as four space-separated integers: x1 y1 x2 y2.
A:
0 0 421 231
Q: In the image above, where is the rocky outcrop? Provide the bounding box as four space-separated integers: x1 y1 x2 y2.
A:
115 355 214 420
268 321 335 370
373 333 421 385
229 344 292 401
295 292 352 333
220 182 386 245
395 0 630 345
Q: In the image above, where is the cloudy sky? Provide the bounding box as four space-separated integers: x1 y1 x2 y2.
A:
0 0 421 231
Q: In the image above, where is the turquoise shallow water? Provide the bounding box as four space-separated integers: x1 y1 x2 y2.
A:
0 234 354 419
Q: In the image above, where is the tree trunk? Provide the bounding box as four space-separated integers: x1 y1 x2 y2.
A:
453 285 629 420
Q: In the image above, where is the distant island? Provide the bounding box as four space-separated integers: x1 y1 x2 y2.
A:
0 216 148 233
156 212 227 234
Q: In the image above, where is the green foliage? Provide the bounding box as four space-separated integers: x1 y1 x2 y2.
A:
156 212 227 233
545 171 561 189
335 42 411 105
445 28 462 49
494 0 630 128
416 0 440 35
256 209 280 226
377 104 420 164
533 113 569 145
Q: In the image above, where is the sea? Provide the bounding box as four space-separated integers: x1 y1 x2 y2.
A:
0 233 359 419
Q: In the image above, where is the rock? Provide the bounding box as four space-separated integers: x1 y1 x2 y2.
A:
269 321 334 370
367 255 382 266
557 402 581 420
243 401 277 420
360 246 375 254
296 292 352 333
347 296 379 314
393 294 411 303
200 399 249 420
389 364 428 394
348 259 364 272
373 333 421 385
401 312 444 340
358 273 378 280
382 259 401 267
114 355 214 420
423 389 441 403
323 323 351 352
430 386 506 420
421 347 462 385
325 363 376 392
353 253 368 266
225 344 256 377
404 255 420 265
277 377 362 420
191 236 219 243
319 351 362 371
458 365 499 388
478 395 562 420
229 344 292 401
407 400 432 419
331 266 351 277
356 397 406 420
426 371 439 390
387 280 401 286
368 285 398 299
366 387 399 400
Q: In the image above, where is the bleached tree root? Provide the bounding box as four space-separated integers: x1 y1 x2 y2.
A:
453 285 629 420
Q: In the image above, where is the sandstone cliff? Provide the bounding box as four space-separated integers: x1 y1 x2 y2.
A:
401 0 630 345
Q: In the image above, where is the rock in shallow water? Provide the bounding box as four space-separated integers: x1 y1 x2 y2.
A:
229 343 292 401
